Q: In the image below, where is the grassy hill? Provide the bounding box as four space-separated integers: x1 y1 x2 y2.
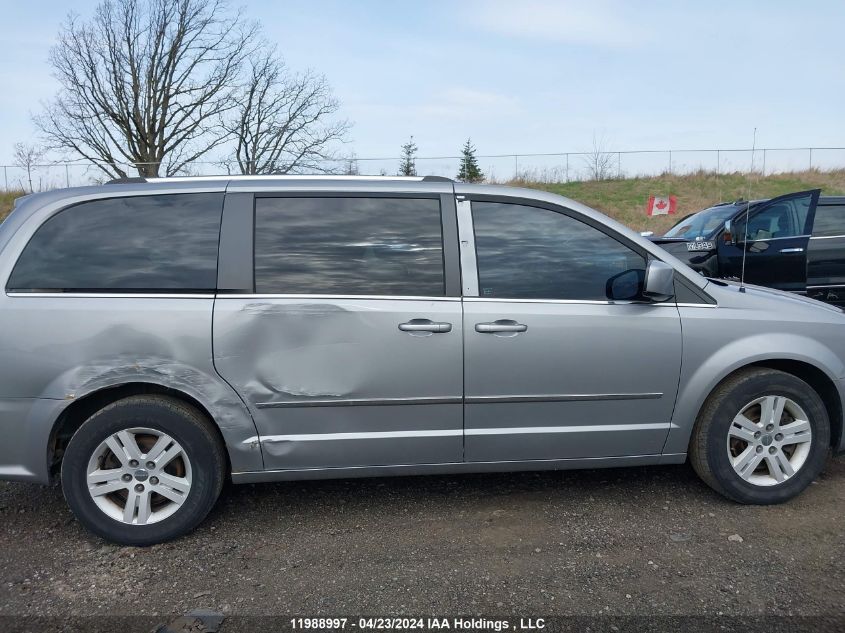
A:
2 169 844 235
0 191 24 223
515 169 845 234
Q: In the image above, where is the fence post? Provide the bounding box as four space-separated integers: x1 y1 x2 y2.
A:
514 155 518 180
809 148 813 170
716 150 720 174
762 149 766 176
565 154 569 183
668 150 672 174
617 152 622 179
65 164 70 188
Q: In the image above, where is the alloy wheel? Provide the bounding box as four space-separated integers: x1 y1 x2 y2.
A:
85 427 192 525
726 395 813 486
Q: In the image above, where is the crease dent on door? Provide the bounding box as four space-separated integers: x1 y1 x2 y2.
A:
214 296 464 469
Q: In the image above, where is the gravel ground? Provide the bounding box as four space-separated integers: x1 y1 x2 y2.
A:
0 457 843 630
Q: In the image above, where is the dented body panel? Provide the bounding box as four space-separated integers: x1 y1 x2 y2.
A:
0 295 262 480
213 296 464 470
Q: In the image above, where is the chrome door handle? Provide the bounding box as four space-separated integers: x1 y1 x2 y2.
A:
475 320 528 333
780 247 804 253
398 319 452 333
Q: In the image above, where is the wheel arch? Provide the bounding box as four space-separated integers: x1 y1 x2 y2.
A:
47 382 237 481
665 357 843 455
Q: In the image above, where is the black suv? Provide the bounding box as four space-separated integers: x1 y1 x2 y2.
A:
651 189 845 305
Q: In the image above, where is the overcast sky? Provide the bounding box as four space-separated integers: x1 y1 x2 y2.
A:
1 0 843 168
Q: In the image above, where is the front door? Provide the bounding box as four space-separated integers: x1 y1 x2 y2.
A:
459 196 683 463
213 191 464 471
719 190 820 291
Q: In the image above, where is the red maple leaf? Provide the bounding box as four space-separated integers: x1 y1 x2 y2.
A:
655 199 667 209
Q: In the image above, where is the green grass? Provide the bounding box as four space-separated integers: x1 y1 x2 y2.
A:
512 169 845 234
0 190 25 223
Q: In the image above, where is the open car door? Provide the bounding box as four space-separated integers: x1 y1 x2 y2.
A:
719 189 820 291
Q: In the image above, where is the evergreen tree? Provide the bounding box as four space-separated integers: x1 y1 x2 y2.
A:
456 138 484 182
399 136 418 176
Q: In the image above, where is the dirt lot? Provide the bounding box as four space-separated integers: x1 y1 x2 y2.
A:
0 457 843 631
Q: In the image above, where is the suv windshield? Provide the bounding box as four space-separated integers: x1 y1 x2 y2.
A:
663 204 739 239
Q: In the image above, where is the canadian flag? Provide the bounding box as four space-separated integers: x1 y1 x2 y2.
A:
647 195 678 216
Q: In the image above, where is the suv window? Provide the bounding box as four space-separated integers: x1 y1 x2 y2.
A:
7 193 223 292
745 195 812 241
472 201 646 300
254 197 445 296
811 204 845 237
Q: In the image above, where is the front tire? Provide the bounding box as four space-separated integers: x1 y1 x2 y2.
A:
61 395 226 546
690 368 830 504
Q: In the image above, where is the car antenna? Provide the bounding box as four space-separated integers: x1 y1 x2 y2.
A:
739 128 757 293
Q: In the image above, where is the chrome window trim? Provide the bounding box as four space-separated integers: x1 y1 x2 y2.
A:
464 296 716 308
218 294 462 301
736 234 810 242
810 234 845 240
5 292 216 299
807 284 845 289
5 293 716 307
465 296 634 306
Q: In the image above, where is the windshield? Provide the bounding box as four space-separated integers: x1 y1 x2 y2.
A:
663 205 739 239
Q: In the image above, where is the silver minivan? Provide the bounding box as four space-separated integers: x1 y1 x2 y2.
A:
1 176 843 545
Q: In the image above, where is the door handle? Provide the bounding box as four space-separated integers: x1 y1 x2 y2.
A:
475 320 528 334
398 319 452 334
779 247 804 253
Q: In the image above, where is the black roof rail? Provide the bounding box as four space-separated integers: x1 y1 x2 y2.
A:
421 175 453 183
105 177 148 185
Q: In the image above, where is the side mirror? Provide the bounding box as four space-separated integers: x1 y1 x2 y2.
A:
643 260 675 302
606 268 644 301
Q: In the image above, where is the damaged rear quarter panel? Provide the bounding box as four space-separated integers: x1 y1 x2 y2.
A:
0 296 263 478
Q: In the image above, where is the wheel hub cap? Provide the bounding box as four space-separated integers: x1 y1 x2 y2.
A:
85 427 192 526
726 395 812 487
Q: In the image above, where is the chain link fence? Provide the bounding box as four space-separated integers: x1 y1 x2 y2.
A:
3 147 844 192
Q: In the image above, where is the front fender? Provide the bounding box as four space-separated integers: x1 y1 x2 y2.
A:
664 332 845 454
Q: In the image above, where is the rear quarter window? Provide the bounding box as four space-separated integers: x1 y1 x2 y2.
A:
7 193 224 292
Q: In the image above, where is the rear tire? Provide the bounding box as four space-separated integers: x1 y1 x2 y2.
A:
690 368 829 504
61 395 226 546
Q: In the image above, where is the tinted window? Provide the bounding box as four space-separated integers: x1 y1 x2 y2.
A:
254 197 444 296
812 205 845 237
745 194 812 241
472 202 646 300
8 193 223 292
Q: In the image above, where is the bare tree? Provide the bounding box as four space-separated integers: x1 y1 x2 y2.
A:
583 132 615 181
342 152 360 175
227 51 349 175
12 143 47 192
35 0 257 178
